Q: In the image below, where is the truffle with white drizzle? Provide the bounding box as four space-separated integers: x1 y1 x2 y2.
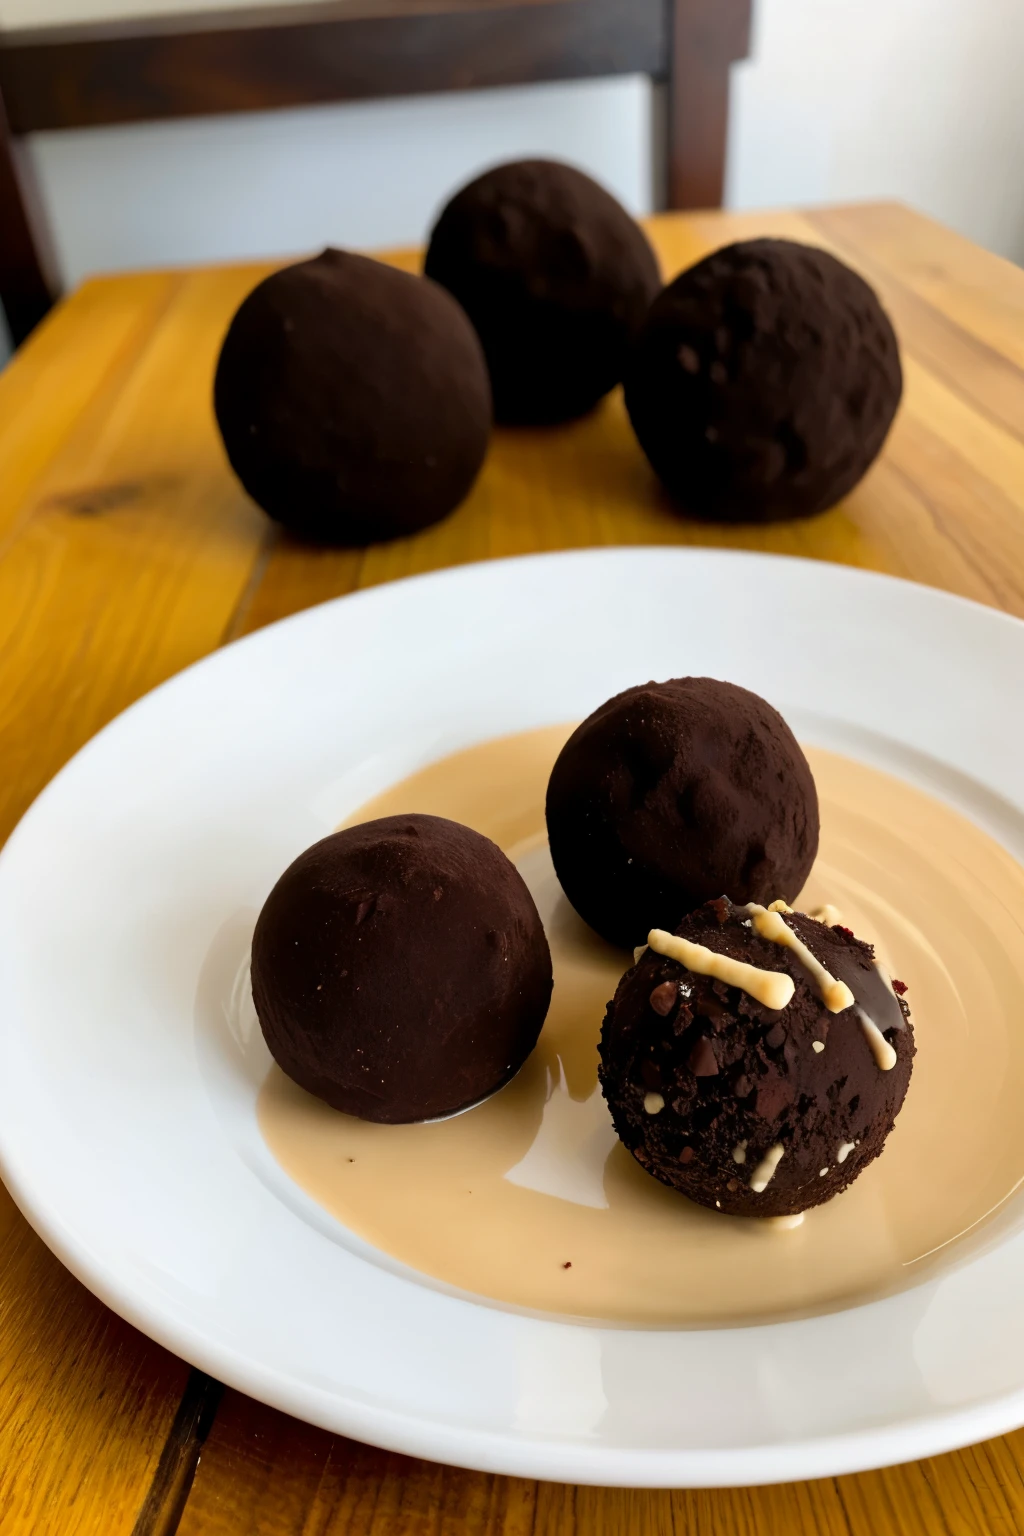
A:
598 896 914 1218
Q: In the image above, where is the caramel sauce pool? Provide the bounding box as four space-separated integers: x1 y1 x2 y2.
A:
259 726 1024 1325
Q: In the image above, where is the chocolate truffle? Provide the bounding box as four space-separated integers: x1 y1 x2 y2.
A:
545 677 818 949
251 814 552 1123
214 248 491 544
599 898 914 1217
424 159 661 424
623 238 902 522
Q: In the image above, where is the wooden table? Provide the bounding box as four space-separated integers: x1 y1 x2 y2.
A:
1 202 1024 1535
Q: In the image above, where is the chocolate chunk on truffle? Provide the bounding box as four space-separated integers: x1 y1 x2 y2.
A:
214 248 491 545
425 159 661 424
251 814 552 1122
545 676 818 949
599 900 914 1217
623 238 902 522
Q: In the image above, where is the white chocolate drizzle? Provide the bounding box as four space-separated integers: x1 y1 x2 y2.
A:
807 903 843 926
749 1142 785 1193
744 905 855 1012
812 1040 825 1053
856 1008 898 1071
837 1141 856 1164
732 1141 748 1164
643 1092 665 1115
767 1212 804 1230
647 929 795 1011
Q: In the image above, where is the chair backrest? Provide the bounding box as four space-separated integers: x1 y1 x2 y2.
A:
0 0 752 344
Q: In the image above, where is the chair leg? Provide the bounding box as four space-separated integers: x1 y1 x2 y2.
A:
0 90 56 346
667 0 752 211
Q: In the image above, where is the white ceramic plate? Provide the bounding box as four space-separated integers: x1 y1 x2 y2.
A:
2 547 1024 1488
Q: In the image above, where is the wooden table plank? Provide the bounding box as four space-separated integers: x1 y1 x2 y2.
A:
177 1393 1024 1536
0 271 180 543
808 202 1024 373
0 1192 190 1535
175 1392 864 1536
1 202 1024 1534
0 264 272 1534
236 208 1024 638
804 208 1024 446
0 264 270 839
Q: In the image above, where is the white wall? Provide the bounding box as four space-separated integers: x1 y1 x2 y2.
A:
727 0 1024 263
2 0 1022 368
26 75 655 291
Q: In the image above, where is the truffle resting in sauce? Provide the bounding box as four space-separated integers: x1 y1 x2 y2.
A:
599 897 914 1218
545 676 819 949
252 813 553 1123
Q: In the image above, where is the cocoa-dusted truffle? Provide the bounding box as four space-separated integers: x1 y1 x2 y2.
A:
214 249 491 545
545 677 818 949
424 159 661 424
599 899 914 1217
624 238 902 522
251 814 552 1123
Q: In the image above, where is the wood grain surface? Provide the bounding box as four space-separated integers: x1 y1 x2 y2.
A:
0 202 1023 1534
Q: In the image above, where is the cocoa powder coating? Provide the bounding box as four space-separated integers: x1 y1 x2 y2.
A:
214 248 492 544
624 238 902 522
545 676 819 949
425 159 661 423
251 814 553 1123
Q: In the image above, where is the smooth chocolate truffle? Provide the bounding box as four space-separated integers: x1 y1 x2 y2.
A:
214 248 491 544
624 238 902 522
424 159 661 424
599 899 914 1217
251 814 552 1123
545 677 818 949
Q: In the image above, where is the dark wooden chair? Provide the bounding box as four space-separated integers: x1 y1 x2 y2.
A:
0 0 752 346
